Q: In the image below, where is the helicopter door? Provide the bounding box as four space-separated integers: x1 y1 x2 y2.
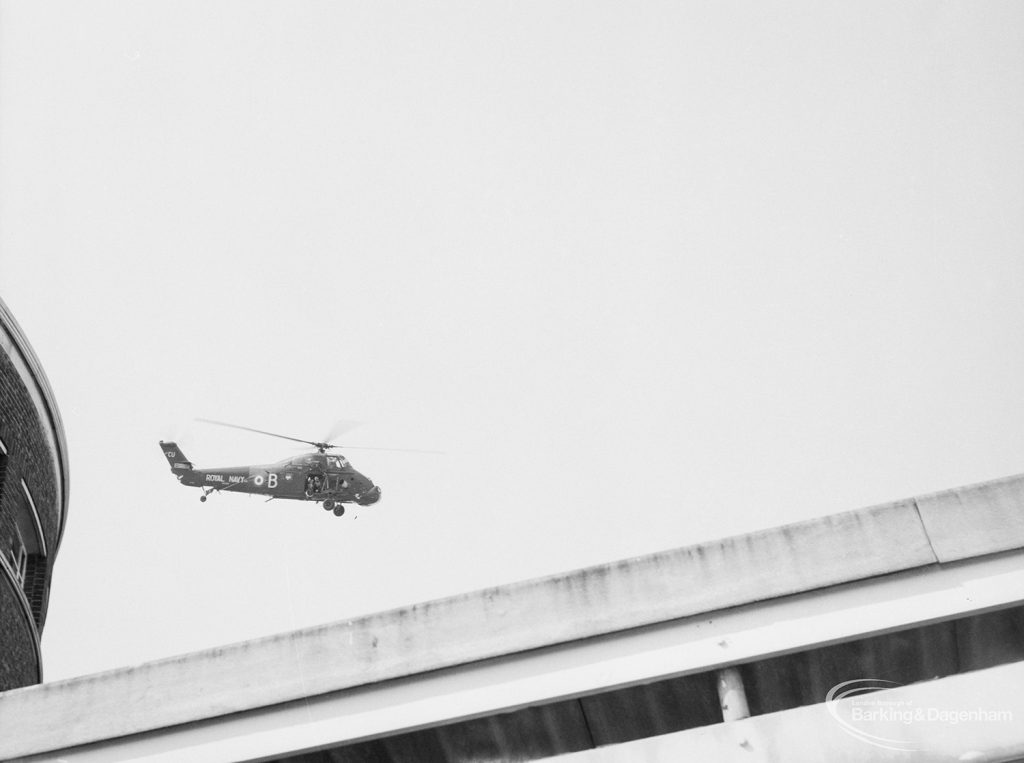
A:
323 457 345 494
305 473 326 496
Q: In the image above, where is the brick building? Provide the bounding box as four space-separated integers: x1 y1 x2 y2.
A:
0 295 69 690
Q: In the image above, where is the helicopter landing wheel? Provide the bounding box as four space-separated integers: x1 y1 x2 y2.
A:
323 499 335 511
200 495 207 503
333 506 345 517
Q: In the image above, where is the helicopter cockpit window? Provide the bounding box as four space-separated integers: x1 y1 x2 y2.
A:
327 456 349 469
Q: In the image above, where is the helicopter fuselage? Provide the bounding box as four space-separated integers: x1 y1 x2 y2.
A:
160 441 382 510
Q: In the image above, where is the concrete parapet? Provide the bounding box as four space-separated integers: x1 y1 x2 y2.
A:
2 471 1023 758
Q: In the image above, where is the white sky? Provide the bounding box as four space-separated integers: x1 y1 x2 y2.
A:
1 2 1023 682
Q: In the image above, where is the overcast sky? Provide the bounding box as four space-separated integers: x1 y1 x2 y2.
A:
2 1 1023 682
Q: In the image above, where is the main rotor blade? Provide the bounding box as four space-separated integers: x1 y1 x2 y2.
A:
322 419 364 445
196 418 320 448
197 418 443 454
335 444 444 454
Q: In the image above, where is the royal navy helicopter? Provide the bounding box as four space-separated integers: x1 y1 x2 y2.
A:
159 419 409 516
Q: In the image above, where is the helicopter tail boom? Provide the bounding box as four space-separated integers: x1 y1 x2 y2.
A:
159 441 194 473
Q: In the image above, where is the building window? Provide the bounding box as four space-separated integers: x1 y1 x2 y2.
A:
11 526 27 585
0 437 7 512
11 480 48 626
1 448 13 579
19 479 46 557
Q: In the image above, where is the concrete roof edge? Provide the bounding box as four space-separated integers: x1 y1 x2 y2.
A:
914 470 1024 562
3 472 1024 757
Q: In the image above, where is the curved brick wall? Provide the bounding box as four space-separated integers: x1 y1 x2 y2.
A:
0 297 68 690
0 574 38 688
0 350 61 553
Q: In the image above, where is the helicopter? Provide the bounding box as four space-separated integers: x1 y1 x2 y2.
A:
159 419 403 516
